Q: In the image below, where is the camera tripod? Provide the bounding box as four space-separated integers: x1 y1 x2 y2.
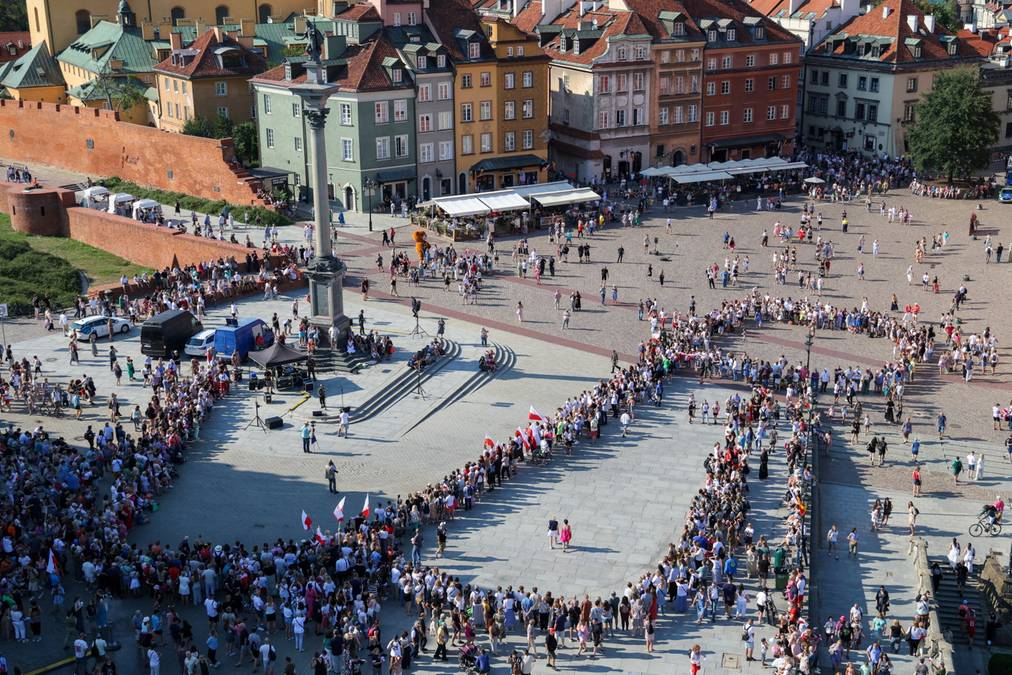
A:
245 400 268 433
413 366 429 400
409 313 430 338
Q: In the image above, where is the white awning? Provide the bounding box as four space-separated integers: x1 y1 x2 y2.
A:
480 192 530 212
640 167 666 177
432 196 490 217
673 171 734 184
512 181 573 199
532 187 601 207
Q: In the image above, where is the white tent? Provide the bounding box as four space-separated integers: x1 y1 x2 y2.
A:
431 195 490 217
80 186 110 209
673 171 734 184
479 191 531 212
107 193 135 214
531 187 601 208
640 167 666 177
131 199 162 219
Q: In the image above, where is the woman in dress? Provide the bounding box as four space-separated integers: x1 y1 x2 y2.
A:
559 520 573 551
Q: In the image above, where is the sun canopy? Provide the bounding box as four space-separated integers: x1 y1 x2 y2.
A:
81 186 109 199
803 177 826 184
430 196 490 217
673 171 734 184
478 191 530 212
248 342 308 368
133 199 160 209
531 187 601 208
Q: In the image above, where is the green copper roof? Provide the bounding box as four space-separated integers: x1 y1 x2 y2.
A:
1 41 65 89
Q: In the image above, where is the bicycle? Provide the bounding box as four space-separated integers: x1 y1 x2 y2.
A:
968 514 1002 537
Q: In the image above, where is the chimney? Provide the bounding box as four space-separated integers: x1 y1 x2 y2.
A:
513 0 523 18
195 18 207 35
240 18 255 37
906 14 918 32
881 5 891 19
157 20 171 38
925 14 935 32
141 21 154 40
579 1 586 16
169 31 183 50
294 16 308 34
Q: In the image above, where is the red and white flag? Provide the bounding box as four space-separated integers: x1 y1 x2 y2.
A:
333 497 346 522
483 435 495 449
528 406 545 422
46 549 59 575
301 510 312 531
360 494 371 519
516 427 531 450
314 527 327 545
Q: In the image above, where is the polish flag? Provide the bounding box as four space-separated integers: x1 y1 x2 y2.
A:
528 406 545 422
516 427 531 450
301 510 312 530
530 424 542 445
360 494 371 519
46 549 59 575
483 435 495 449
314 527 327 545
333 497 346 522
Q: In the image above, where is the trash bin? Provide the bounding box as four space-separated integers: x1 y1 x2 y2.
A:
775 571 788 591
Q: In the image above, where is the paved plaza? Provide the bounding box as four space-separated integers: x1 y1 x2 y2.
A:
1 160 1010 674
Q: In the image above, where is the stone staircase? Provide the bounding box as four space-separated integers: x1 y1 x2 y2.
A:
930 558 987 649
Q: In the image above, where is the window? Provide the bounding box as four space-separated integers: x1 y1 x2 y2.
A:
340 103 352 125
719 110 729 125
722 55 732 69
480 132 492 153
480 71 491 87
522 100 533 118
522 71 533 88
522 129 533 149
76 9 91 35
855 102 865 120
707 57 717 71
867 104 877 122
856 76 866 91
438 111 452 129
461 74 472 88
810 70 819 84
870 78 879 93
1006 122 1012 139
600 75 611 93
903 103 915 122
691 48 700 61
394 135 409 158
375 101 389 124
836 100 846 117
437 82 450 100
743 107 753 123
504 73 515 89
674 76 684 93
439 141 453 160
769 52 778 65
672 21 685 36
507 47 513 57
755 26 765 40
462 134 473 154
616 47 627 60
416 142 433 163
294 136 302 153
864 134 875 151
342 138 353 161
676 49 685 62
504 131 515 151
767 77 775 91
468 42 480 59
164 79 170 90
376 137 390 159
690 75 699 93
659 76 671 94
419 113 432 132
504 101 515 120
660 50 670 64
745 54 756 67
727 29 736 41
721 80 730 95
659 107 669 125
767 105 776 120
906 77 918 93
688 104 698 122
461 103 473 122
706 81 716 96
632 108 643 125
616 109 626 126
782 75 791 89
598 111 610 128
418 84 431 102
517 46 524 56
820 71 828 85
391 68 402 84
637 46 648 60
744 78 754 93
707 29 717 42
408 11 417 25
705 111 715 127
173 80 178 92
783 50 792 64
265 128 275 148
215 81 228 96
633 72 645 90
393 12 401 25
674 106 684 123
438 55 446 68
781 104 789 119
617 73 628 91
479 100 492 120
393 99 407 122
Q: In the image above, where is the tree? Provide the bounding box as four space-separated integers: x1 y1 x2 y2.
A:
0 2 27 31
182 116 214 137
232 121 259 166
906 69 998 183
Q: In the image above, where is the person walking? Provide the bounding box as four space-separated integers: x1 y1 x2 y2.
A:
337 409 349 438
950 455 963 484
325 461 338 493
743 618 756 661
560 520 573 552
847 528 859 557
300 423 312 454
318 384 327 410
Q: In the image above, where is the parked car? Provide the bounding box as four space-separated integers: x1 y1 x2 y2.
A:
214 318 274 362
66 315 132 339
998 187 1012 203
140 310 203 357
183 328 217 357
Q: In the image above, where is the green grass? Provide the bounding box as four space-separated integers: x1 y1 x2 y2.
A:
0 215 147 314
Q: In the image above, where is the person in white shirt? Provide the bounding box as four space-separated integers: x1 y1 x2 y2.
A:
148 647 160 675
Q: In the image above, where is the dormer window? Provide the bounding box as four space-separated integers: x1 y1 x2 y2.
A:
707 29 717 42
913 45 922 58
727 28 736 41
616 46 627 60
637 46 647 59
438 54 446 68
947 42 957 55
672 21 685 37
392 68 402 83
468 42 480 59
754 26 764 40
573 38 580 54
417 55 427 69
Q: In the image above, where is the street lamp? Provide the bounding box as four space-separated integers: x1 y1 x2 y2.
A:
364 178 377 232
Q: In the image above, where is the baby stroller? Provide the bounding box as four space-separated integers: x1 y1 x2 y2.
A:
458 642 479 673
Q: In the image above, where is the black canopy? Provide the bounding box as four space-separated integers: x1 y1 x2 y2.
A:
248 342 307 368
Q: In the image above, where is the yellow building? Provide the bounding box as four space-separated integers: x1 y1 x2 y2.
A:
154 26 266 131
28 0 314 54
427 0 548 192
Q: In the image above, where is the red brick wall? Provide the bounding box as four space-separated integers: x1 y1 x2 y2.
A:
66 207 253 269
0 100 261 205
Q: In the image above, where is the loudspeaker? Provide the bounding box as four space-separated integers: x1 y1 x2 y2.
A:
265 416 283 430
312 410 324 418
264 393 272 404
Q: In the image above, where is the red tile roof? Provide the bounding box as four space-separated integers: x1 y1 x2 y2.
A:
0 32 30 63
622 0 704 41
336 3 382 22
675 0 799 44
426 0 488 61
154 29 266 79
514 0 544 33
749 0 840 20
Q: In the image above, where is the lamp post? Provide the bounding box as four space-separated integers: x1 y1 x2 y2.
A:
363 178 377 232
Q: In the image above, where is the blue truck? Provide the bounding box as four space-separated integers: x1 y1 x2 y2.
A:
213 318 274 362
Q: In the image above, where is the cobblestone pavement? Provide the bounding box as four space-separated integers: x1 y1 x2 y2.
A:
2 160 1010 674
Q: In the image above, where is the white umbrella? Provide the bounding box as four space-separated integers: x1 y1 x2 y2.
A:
803 177 826 185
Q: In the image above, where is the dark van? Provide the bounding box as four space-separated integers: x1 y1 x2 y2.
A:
140 309 203 357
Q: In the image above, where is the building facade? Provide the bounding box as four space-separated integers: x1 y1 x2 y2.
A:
751 0 862 52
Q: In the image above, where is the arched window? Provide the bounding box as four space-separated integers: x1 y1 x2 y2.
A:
170 7 185 25
215 5 230 24
258 4 273 23
75 9 91 35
